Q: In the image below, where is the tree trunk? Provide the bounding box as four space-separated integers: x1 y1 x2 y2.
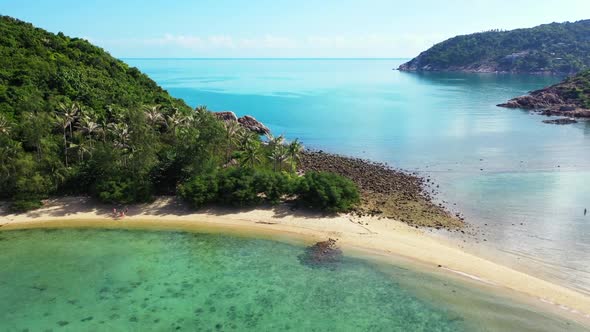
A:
63 129 68 167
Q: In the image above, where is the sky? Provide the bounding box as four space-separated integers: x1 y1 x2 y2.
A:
1 0 590 58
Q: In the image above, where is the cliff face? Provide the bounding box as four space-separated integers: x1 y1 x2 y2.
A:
398 20 590 74
498 70 590 118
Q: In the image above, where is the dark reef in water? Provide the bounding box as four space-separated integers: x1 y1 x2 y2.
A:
542 118 578 125
298 238 342 269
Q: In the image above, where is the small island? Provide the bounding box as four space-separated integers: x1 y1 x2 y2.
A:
398 20 590 74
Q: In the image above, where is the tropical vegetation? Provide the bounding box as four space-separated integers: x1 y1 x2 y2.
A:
561 69 590 108
399 19 590 74
0 16 359 213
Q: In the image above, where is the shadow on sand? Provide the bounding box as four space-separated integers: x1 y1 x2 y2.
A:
0 196 339 223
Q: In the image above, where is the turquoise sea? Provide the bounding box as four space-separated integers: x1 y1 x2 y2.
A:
125 58 590 294
0 228 585 331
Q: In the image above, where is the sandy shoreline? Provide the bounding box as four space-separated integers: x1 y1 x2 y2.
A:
1 196 590 327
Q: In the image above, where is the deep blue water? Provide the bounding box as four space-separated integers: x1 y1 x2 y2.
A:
126 58 590 293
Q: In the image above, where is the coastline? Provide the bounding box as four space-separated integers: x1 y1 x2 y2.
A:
1 196 590 327
299 150 463 228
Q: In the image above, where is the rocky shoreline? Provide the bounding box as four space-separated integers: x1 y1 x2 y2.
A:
398 67 561 75
497 76 590 120
298 151 463 229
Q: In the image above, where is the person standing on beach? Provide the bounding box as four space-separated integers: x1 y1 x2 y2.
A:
585 208 587 216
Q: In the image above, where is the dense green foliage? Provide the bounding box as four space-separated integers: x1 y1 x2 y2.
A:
400 20 590 74
178 169 359 212
0 16 359 213
178 168 297 208
0 15 217 208
561 70 590 108
296 172 360 212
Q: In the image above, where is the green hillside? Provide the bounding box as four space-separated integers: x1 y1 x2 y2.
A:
0 16 190 117
0 16 359 212
399 20 590 74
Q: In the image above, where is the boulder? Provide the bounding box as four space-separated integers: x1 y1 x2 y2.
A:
238 115 270 135
211 111 271 135
212 111 238 122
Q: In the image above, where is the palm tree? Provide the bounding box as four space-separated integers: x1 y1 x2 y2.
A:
0 114 10 136
107 122 133 166
195 105 209 114
144 105 165 128
108 122 131 149
54 113 71 167
166 109 189 132
58 102 79 138
265 134 288 171
287 138 303 170
69 140 91 162
0 140 20 180
223 121 242 163
266 133 285 149
239 132 262 168
77 115 101 148
269 143 289 172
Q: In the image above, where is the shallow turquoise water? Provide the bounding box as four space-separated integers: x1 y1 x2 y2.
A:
125 58 590 293
0 228 585 331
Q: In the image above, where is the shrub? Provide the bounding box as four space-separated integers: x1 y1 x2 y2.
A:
216 167 262 207
10 195 44 212
10 172 52 212
178 167 299 208
296 171 360 212
177 173 219 208
254 170 297 205
94 177 153 204
178 167 359 213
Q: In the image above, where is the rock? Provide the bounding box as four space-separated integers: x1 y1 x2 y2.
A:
498 79 590 118
237 115 271 135
542 118 578 125
211 111 271 135
212 111 238 122
497 89 567 110
538 108 590 117
298 238 342 268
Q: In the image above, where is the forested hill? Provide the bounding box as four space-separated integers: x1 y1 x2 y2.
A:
0 16 361 214
0 15 189 117
398 20 590 74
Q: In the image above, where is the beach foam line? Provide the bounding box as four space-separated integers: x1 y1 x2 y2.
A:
440 267 496 285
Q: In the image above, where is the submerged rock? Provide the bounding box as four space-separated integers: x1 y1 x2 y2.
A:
298 238 342 268
542 118 578 125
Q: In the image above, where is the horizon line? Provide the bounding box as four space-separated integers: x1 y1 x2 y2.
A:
119 57 411 60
